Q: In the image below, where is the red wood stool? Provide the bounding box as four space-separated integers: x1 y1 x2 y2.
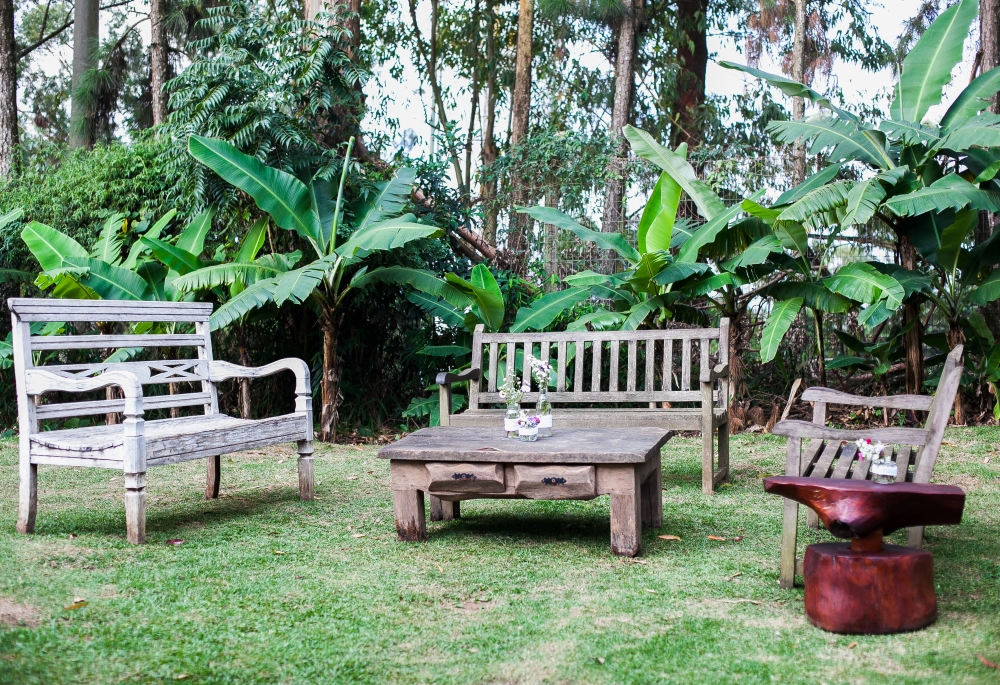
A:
763 477 965 634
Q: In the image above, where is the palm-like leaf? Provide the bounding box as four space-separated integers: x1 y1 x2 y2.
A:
675 200 751 262
236 217 269 264
210 277 281 330
938 114 1000 150
91 213 126 265
717 62 859 122
767 282 852 313
0 268 34 284
889 0 977 123
823 262 904 309
173 262 289 292
63 256 153 300
767 118 893 169
778 181 853 222
651 261 711 286
140 237 204 275
407 291 466 327
936 209 978 276
841 178 887 226
775 164 842 205
510 287 589 332
760 298 803 363
620 295 665 330
352 266 473 310
354 166 416 232
942 66 1000 129
972 268 1000 304
884 175 1000 216
176 209 216 257
335 215 442 257
878 120 941 147
520 206 640 263
637 171 682 253
21 221 88 271
723 235 784 269
122 209 176 270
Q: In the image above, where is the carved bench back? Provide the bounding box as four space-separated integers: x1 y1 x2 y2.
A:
469 319 729 409
9 298 218 425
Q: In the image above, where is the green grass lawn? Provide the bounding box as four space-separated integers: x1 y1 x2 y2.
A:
0 428 998 684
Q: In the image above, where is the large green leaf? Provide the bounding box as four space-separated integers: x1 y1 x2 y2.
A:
354 166 416 232
623 126 726 219
0 207 23 231
883 174 1000 216
210 277 281 329
938 115 1000 151
774 220 809 255
510 287 589 332
942 66 1000 129
778 181 853 222
63 256 152 301
177 208 216 257
352 266 473 310
936 208 978 276
878 119 942 146
889 0 977 124
563 270 621 287
621 295 665 330
679 272 733 296
717 62 859 122
91 213 126 265
972 268 1000 304
21 221 88 272
760 298 803 363
722 234 784 270
675 199 752 262
188 136 322 250
775 164 843 206
469 264 505 332
637 171 682 253
406 291 465 327
140 236 204 275
236 217 269 264
841 178 887 226
173 262 288 292
336 215 442 257
519 206 640 263
767 282 852 313
0 268 33 284
767 118 893 169
566 309 625 331
270 259 334 307
652 261 711 286
823 262 904 309
122 209 176 270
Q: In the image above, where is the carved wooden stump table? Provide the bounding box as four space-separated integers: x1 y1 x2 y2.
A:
763 477 965 634
377 426 672 556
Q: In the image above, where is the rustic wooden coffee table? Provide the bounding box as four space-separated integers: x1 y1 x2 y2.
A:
377 426 672 556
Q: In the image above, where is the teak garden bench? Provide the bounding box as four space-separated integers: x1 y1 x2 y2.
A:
437 321 731 498
9 298 314 544
770 345 964 589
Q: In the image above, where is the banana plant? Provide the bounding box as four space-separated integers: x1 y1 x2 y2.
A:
720 0 1000 395
185 134 464 442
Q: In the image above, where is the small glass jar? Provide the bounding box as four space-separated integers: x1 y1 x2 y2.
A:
537 389 552 437
870 460 897 484
504 405 520 439
518 423 539 442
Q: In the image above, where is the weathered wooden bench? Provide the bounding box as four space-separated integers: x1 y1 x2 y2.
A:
770 345 963 589
437 321 731 497
9 298 314 544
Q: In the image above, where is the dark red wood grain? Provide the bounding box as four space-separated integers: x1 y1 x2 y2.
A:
762 476 965 539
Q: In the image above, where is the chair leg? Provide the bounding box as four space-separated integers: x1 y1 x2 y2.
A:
205 455 221 499
125 472 146 544
717 420 730 484
779 498 799 589
701 422 714 495
907 525 924 549
17 461 37 535
297 440 315 501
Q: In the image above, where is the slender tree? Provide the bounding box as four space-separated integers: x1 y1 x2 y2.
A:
0 0 17 176
69 0 99 148
149 0 168 126
671 0 707 146
791 0 807 185
480 0 500 246
505 0 534 274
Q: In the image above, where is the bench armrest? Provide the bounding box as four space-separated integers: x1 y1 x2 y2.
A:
700 363 729 384
24 368 145 416
772 419 928 446
209 359 311 396
435 368 482 386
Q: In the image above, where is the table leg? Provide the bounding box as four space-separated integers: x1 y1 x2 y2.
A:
430 495 460 521
646 452 663 528
610 467 642 556
393 489 427 541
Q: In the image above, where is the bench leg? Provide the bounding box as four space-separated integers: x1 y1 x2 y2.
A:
429 496 459 521
717 420 730 484
907 525 924 549
297 440 314 501
125 472 146 544
205 455 221 499
393 489 427 541
17 461 37 535
779 498 798 589
610 469 642 556
701 422 715 495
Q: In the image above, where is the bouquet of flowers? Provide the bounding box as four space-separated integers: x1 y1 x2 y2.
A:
855 438 886 463
518 415 541 429
526 354 553 388
498 377 528 406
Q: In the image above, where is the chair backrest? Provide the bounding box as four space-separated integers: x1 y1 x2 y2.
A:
9 298 218 431
468 319 729 409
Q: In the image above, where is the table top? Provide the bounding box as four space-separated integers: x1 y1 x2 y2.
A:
377 426 672 464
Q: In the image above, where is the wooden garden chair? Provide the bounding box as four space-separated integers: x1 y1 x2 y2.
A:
770 345 964 589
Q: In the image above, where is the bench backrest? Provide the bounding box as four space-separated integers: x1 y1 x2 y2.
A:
468 319 729 409
9 299 218 430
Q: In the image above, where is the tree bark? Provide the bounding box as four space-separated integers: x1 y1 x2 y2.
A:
69 0 99 148
237 324 252 420
671 0 708 147
813 308 826 387
947 323 965 425
982 0 1000 114
0 0 17 177
791 0 808 185
149 0 168 126
480 0 499 247
319 313 343 442
899 233 924 396
600 0 639 273
504 0 534 274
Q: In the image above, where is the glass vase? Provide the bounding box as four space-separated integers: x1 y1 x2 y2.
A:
537 389 552 437
870 460 897 484
504 405 520 439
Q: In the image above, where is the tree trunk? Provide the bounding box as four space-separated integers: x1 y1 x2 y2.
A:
790 0 807 185
149 0 168 126
480 0 499 247
899 233 924 395
978 0 1000 333
600 0 639 273
813 309 826 387
504 0 534 274
0 0 18 177
237 324 252 420
947 323 965 425
319 313 343 442
671 0 708 147
69 0 99 149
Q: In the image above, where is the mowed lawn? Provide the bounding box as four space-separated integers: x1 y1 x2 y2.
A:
0 428 998 684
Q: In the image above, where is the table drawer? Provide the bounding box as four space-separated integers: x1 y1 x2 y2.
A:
512 465 596 499
426 462 506 493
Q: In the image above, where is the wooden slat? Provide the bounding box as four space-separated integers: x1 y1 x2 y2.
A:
479 390 711 403
29 334 204 351
831 443 857 478
35 392 214 419
522 342 532 390
772 420 928 446
699 338 710 386
644 340 654 392
851 454 873 480
807 440 840 479
470 334 484 407
609 341 619 393
41 360 209 385
488 343 499 392
592 340 602 392
624 340 635 392
506 342 515 385
800 439 826 476
895 445 912 482
681 339 691 391
800 387 933 411
663 339 672 391
573 339 585 394
477 328 721 343
10 298 212 323
556 341 567 392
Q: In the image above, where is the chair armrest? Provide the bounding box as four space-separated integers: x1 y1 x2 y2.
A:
700 363 729 384
435 368 482 386
209 359 310 396
799 387 933 411
24 368 145 416
772 419 928 446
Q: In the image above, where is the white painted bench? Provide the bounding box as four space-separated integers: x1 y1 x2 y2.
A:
9 298 314 543
437 321 731 497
